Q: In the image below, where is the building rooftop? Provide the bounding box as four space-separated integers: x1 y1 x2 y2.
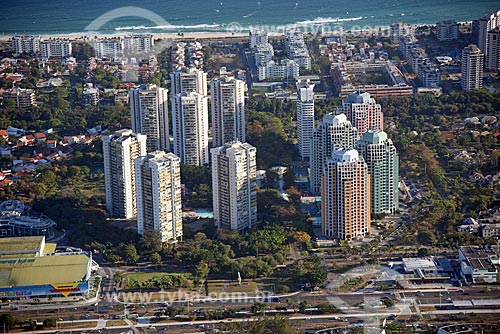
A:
0 236 47 257
0 254 90 287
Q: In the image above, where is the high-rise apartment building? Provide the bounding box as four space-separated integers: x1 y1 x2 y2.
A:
358 130 399 215
135 151 183 243
486 28 500 70
102 129 147 219
130 84 170 152
171 92 209 166
310 113 359 195
170 67 207 96
321 149 370 240
211 141 257 231
210 68 246 147
296 80 315 160
461 44 484 91
337 91 383 137
472 10 500 60
436 20 459 41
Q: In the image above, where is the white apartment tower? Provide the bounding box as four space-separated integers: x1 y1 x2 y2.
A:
102 129 147 219
130 84 170 152
171 92 209 166
211 141 257 231
337 91 383 137
310 113 359 195
461 44 484 91
321 149 371 241
135 151 183 243
358 130 399 215
296 80 315 160
170 67 208 96
210 68 246 147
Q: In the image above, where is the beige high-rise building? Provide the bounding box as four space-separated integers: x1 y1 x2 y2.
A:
461 44 484 91
321 149 370 241
211 141 257 231
102 129 147 219
135 151 183 243
210 67 246 147
171 92 209 166
130 84 170 152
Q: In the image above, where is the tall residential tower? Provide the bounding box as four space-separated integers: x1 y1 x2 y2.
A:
130 84 170 152
337 91 383 137
171 92 209 166
461 44 484 91
210 68 246 147
321 149 371 240
102 129 147 219
358 130 399 215
296 80 315 160
135 151 183 243
310 114 359 195
211 141 257 231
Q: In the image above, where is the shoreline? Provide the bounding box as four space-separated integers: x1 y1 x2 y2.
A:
0 20 472 43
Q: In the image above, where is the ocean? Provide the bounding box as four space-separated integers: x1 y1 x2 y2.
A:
1 0 499 36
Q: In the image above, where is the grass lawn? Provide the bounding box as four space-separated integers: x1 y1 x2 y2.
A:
106 319 128 327
57 321 98 329
126 271 192 284
206 280 259 295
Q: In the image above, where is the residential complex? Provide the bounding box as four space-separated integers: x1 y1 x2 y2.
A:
310 114 359 195
171 92 209 166
102 129 147 219
337 91 383 137
211 141 257 231
135 151 183 243
130 84 170 152
321 149 371 240
331 60 413 98
358 130 399 215
210 68 246 147
296 80 315 160
461 44 484 91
